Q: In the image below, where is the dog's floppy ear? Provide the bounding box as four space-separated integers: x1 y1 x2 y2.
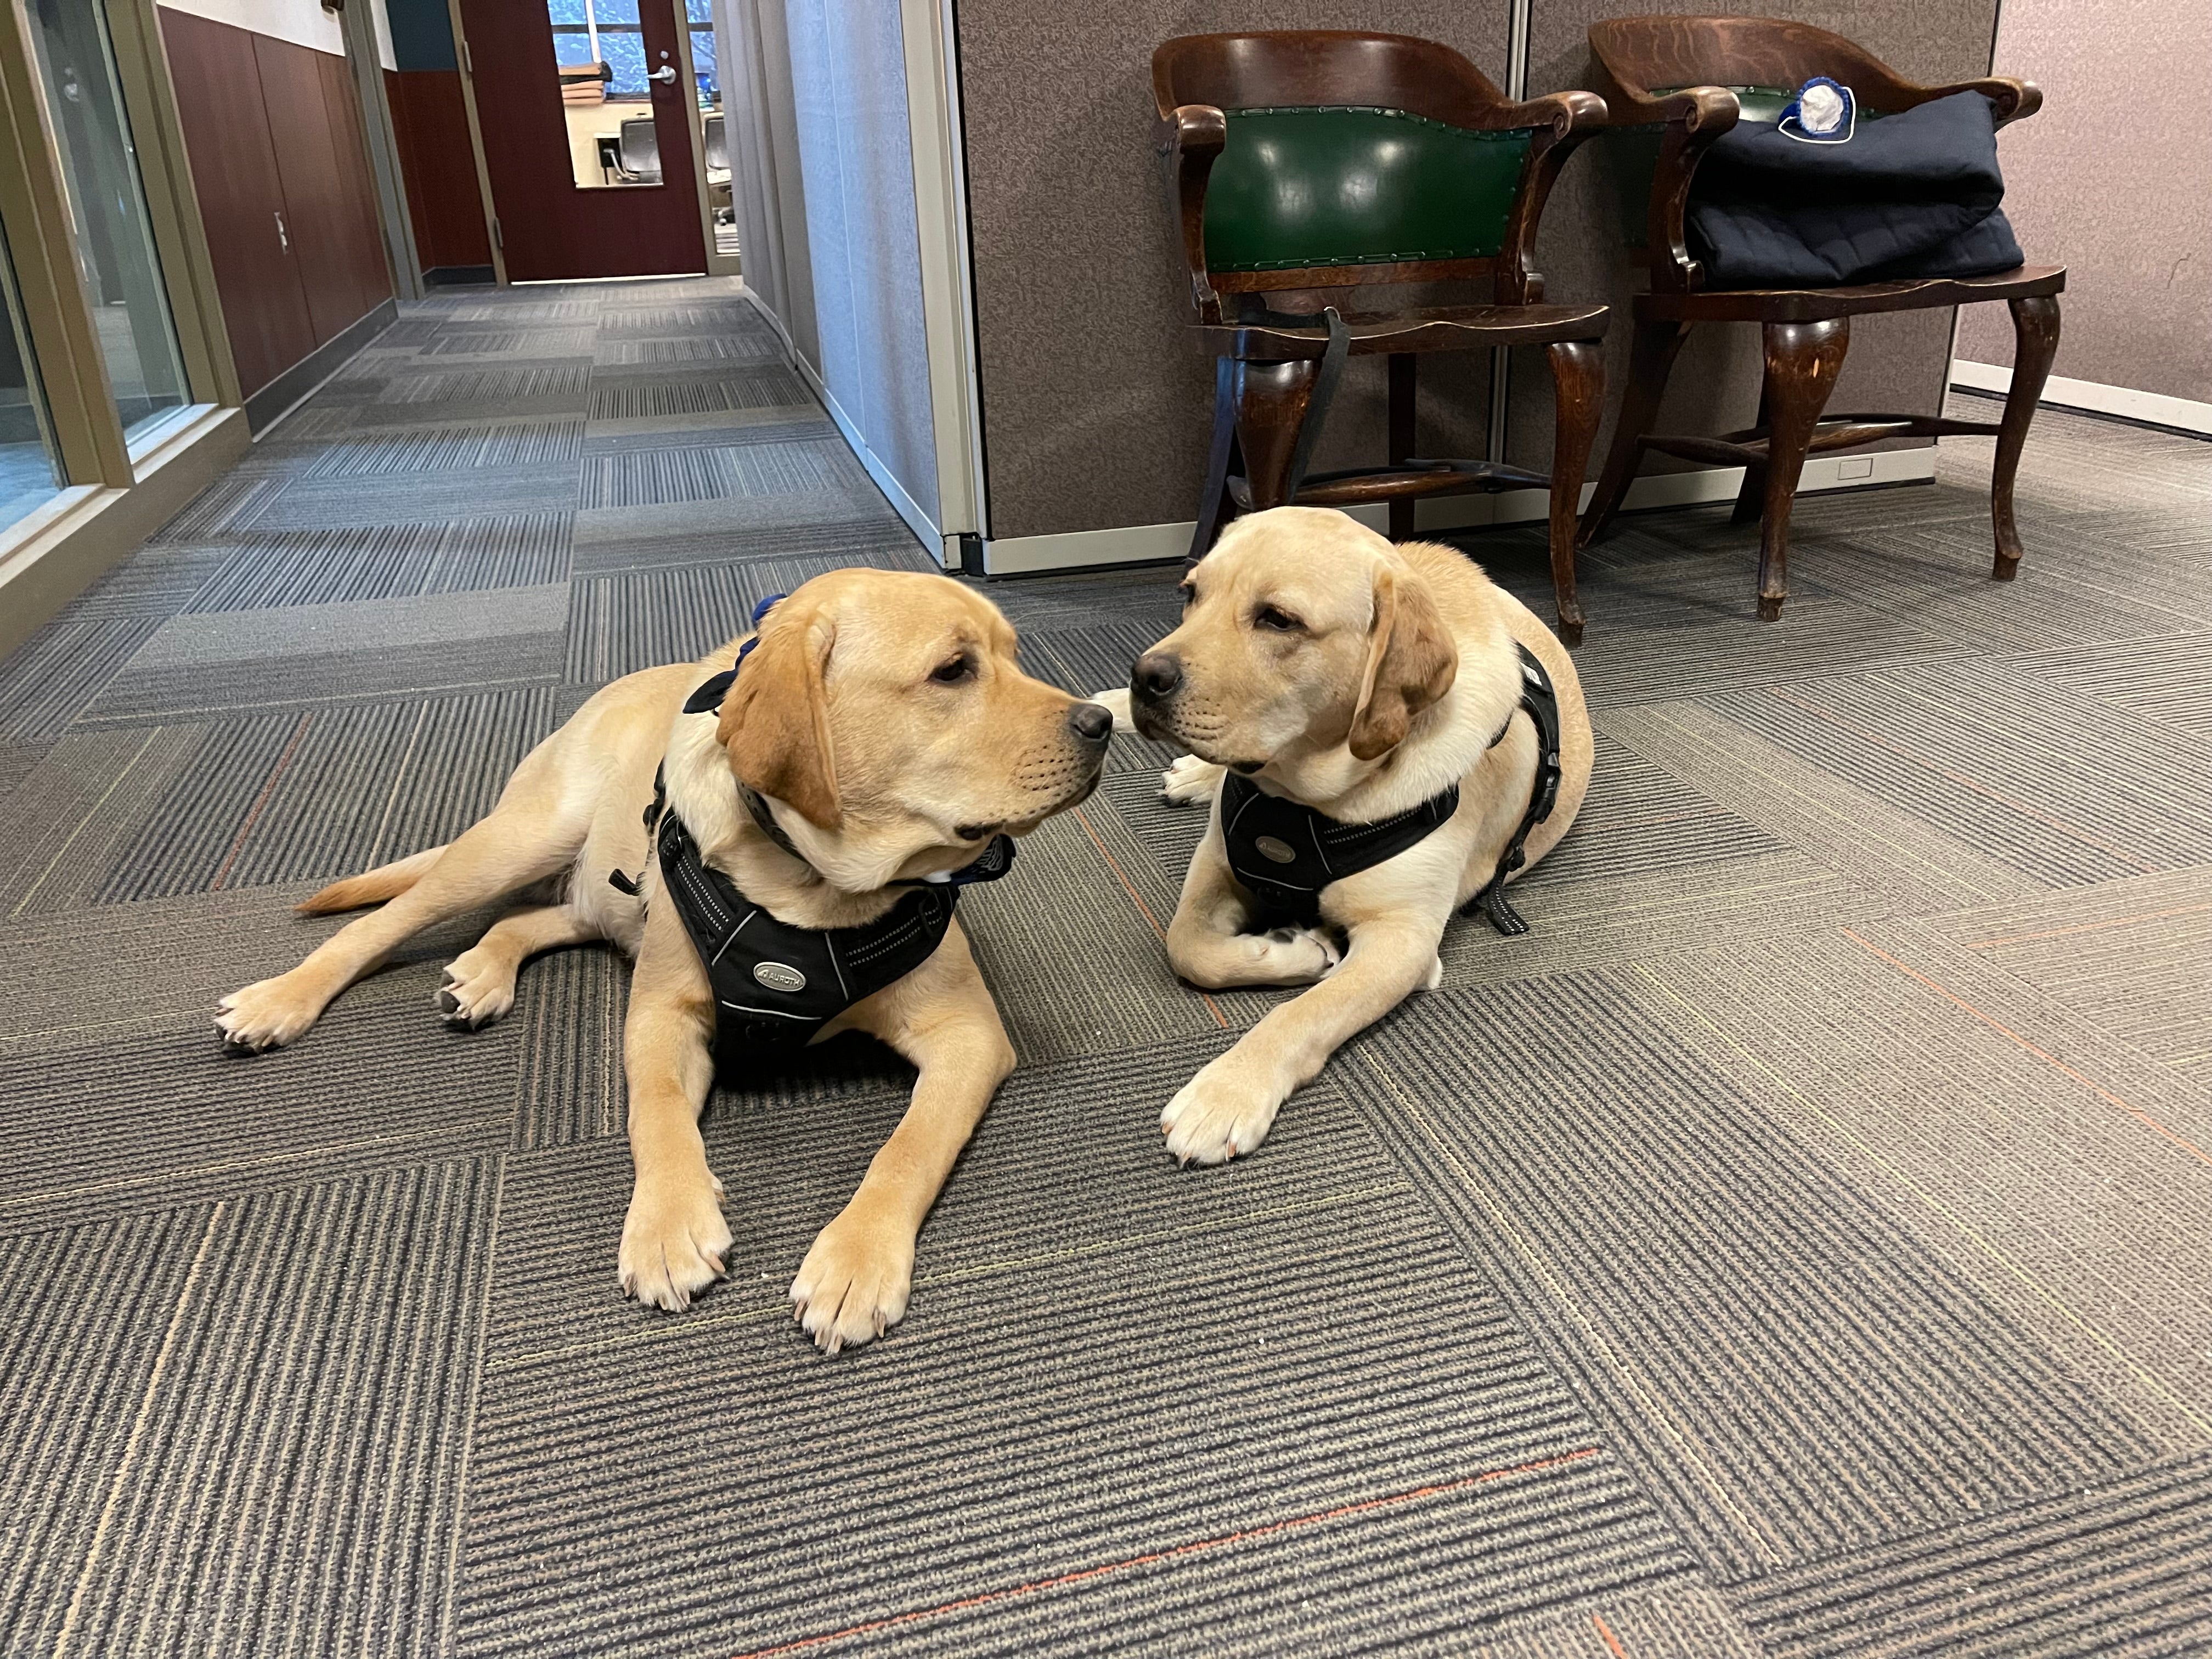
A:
719 606 841 829
1347 562 1457 760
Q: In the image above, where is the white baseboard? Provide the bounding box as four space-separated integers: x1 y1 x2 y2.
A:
1951 359 2212 437
979 448 1937 575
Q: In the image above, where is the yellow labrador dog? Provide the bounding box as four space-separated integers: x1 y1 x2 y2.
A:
1098 507 1593 1165
218 569 1111 1350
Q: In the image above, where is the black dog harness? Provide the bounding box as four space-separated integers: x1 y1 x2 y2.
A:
1218 642 1562 937
610 595 1016 1075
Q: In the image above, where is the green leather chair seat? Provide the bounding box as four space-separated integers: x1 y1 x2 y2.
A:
1203 106 1530 274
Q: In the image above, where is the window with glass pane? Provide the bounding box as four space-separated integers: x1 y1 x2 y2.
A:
24 0 190 443
0 219 65 535
551 0 665 190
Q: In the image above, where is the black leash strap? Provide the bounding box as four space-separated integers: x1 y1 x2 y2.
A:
1282 306 1349 505
1462 644 1564 936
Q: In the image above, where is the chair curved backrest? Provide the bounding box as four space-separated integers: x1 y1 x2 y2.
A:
1153 32 1601 319
618 116 662 183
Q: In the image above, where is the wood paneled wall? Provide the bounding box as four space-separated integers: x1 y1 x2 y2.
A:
160 7 393 398
387 70 493 274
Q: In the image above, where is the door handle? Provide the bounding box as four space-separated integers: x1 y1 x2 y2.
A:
647 65 677 83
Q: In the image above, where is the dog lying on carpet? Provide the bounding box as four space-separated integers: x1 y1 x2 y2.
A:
218 569 1111 1350
1096 507 1593 1166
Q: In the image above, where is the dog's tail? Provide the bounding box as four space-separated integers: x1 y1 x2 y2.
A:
296 845 448 915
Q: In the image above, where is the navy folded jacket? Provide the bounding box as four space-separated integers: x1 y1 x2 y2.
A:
1685 90 2024 287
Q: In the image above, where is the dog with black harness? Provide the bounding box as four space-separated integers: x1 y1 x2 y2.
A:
1093 506 1593 1167
220 569 1112 1353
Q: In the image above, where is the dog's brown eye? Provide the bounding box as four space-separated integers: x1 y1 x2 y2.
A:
930 656 974 685
1253 605 1302 633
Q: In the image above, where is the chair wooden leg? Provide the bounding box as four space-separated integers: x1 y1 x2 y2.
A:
1231 357 1322 511
1544 338 1602 647
1730 380 1773 525
1753 318 1850 621
1578 318 1688 550
1991 294 2060 580
1188 356 1241 564
1387 353 1416 541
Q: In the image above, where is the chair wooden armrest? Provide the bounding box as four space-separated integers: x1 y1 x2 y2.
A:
1491 89 1610 303
1627 85 1742 294
1156 104 1228 323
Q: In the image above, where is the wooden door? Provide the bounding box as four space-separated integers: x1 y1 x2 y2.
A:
459 0 707 282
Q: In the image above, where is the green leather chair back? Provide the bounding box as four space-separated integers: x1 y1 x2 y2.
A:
1203 106 1530 275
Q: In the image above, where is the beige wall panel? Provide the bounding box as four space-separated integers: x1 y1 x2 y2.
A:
1953 0 2211 403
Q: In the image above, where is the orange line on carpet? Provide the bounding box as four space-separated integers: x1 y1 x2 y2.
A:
727 1448 1601 1659
1842 928 2212 1172
212 711 313 890
1766 686 2158 874
1962 899 2212 950
1593 1612 1630 1657
1073 804 1227 1029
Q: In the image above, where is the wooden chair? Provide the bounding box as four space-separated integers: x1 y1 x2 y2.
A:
1156 31 1611 643
1578 16 2064 620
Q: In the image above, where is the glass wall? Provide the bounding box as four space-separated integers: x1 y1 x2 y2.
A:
0 220 64 534
23 0 190 442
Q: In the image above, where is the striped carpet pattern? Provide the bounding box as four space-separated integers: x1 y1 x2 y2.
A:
1 279 2209 1656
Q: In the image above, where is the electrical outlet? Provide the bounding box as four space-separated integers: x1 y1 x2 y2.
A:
1836 456 1875 480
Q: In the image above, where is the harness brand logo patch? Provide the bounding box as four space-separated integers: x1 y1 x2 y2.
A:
753 961 807 993
1254 835 1299 865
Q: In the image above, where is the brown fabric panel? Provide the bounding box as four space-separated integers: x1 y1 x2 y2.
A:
156 7 317 397
317 48 396 322
1506 0 2000 472
956 5 1511 544
390 70 493 270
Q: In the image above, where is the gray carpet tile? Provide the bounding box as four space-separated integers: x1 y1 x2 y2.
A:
0 616 165 739
1729 1451 2212 1658
511 943 627 1150
177 515 571 610
577 434 866 510
960 801 1254 1062
1635 926 2212 1453
233 462 582 529
77 586 571 724
15 1159 498 1659
568 511 924 576
459 1047 1695 1657
1923 865 2212 1079
1708 657 2212 885
6 278 2210 1654
1340 975 2160 1583
0 986 516 1234
1 1204 221 1656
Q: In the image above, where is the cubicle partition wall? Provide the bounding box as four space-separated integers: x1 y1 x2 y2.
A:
941 0 2005 571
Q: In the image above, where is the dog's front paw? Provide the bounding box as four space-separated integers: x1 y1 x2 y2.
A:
1161 753 1226 806
437 945 516 1029
790 1200 913 1355
215 973 326 1052
618 1171 731 1312
1091 686 1136 732
1258 924 1341 983
1162 1052 1286 1166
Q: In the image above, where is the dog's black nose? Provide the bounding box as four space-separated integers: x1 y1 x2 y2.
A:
1132 653 1183 701
1068 702 1113 746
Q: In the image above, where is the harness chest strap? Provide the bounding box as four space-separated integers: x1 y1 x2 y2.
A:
1218 641 1562 937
